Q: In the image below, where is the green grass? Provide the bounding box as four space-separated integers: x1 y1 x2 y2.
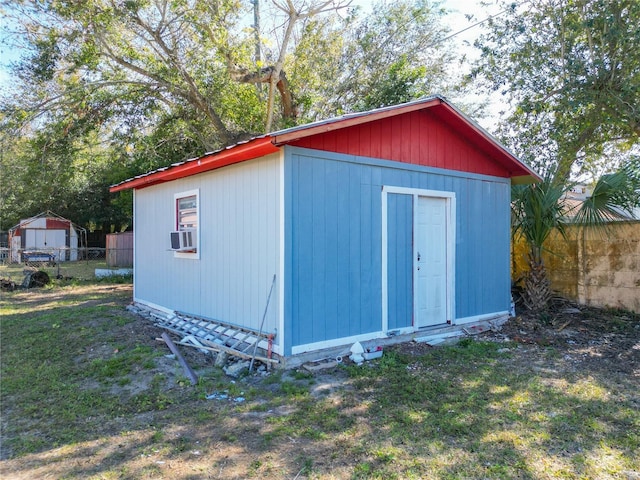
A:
335 339 639 479
0 282 174 455
0 259 126 283
1 282 638 479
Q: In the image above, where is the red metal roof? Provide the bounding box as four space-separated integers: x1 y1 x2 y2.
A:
110 96 540 192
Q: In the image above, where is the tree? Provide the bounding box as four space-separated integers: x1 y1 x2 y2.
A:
2 0 265 149
0 0 459 230
472 0 640 183
311 0 455 118
237 0 350 132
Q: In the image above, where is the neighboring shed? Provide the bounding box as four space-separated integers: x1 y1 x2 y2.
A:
8 211 86 263
110 96 540 364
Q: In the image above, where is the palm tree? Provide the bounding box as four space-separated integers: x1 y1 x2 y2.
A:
512 159 640 312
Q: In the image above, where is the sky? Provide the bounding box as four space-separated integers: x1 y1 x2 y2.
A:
439 0 506 128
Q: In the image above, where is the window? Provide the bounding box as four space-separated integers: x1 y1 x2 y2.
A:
173 189 199 258
177 195 197 230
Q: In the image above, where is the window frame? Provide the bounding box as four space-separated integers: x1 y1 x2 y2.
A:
173 189 200 259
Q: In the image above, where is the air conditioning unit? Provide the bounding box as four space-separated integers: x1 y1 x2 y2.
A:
170 229 197 251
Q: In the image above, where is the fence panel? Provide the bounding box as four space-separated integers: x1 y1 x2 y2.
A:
513 221 640 312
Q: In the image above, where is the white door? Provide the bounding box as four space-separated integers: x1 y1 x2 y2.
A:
25 229 66 260
414 196 448 327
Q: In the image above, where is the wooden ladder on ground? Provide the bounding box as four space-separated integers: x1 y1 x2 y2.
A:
153 311 278 368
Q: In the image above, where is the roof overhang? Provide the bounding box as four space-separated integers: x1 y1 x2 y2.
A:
110 137 279 192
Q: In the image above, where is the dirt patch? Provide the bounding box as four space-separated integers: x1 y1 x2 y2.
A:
483 298 640 378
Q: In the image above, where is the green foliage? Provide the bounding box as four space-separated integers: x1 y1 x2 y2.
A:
473 0 640 183
511 178 569 265
575 156 640 223
320 0 454 117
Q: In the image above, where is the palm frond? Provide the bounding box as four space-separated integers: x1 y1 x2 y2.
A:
511 178 568 264
575 158 640 224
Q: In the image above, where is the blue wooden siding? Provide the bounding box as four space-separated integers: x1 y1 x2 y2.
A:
285 154 382 352
386 193 414 329
284 147 511 353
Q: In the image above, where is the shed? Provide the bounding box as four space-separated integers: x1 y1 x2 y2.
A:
8 211 86 263
110 96 540 364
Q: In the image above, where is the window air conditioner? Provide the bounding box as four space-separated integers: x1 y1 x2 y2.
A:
170 229 197 251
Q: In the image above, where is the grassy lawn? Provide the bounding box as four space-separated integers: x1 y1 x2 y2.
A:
0 259 122 283
1 281 638 479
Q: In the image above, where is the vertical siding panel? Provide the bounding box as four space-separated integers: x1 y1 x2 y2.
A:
470 180 484 314
370 165 382 188
335 161 352 338
411 112 421 164
360 124 371 158
397 116 408 163
223 170 232 320
460 137 470 173
311 159 327 342
380 117 392 160
370 185 383 333
387 193 413 329
480 181 492 313
255 165 264 323
499 183 511 311
430 122 438 168
455 177 470 317
370 121 382 159
324 160 339 341
336 128 350 153
348 166 362 337
488 182 510 313
232 169 242 321
250 166 261 321
444 123 451 170
423 117 432 166
431 173 445 191
359 182 373 336
295 158 314 345
325 131 337 152
284 154 293 354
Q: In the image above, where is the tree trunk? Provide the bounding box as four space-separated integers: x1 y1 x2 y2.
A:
229 66 296 123
523 254 552 312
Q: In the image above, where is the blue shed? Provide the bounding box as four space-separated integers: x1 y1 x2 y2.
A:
111 96 539 364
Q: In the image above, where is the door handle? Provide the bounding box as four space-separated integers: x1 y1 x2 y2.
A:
417 252 421 261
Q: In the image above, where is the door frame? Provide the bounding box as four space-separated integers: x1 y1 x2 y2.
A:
381 186 456 333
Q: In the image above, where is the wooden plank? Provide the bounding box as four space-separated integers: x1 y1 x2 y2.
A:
181 338 279 364
160 333 199 385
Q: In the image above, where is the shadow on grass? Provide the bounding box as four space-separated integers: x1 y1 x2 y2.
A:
343 341 639 479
